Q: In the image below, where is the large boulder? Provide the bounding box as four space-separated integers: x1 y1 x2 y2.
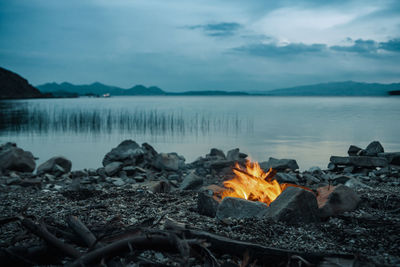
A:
37 156 72 176
347 145 363 156
153 152 185 171
207 148 226 159
260 157 299 171
364 141 384 156
0 143 36 172
197 191 220 217
104 161 123 176
318 185 360 218
216 197 268 220
263 187 320 224
102 140 143 166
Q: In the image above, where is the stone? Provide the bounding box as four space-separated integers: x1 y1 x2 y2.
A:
37 156 71 176
208 148 226 159
133 175 145 182
180 170 203 190
112 178 125 186
226 148 240 161
304 174 320 185
0 143 36 173
348 145 363 156
151 181 171 193
70 170 87 178
87 168 97 176
122 166 146 176
343 166 354 174
104 162 122 176
216 197 268 220
365 141 384 156
344 178 372 189
308 166 323 175
378 152 400 165
264 187 319 224
331 175 351 185
318 185 361 218
205 160 236 170
197 191 220 217
327 162 336 171
260 157 299 171
275 172 298 184
330 156 388 168
153 153 185 171
102 140 142 166
96 167 107 178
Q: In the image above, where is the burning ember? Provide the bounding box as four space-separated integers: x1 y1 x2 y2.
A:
221 161 305 206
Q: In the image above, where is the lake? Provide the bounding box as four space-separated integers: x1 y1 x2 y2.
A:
1 96 399 170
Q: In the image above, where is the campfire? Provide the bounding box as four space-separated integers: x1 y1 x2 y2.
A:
220 161 308 205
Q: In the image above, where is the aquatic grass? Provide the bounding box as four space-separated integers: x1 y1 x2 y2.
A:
0 104 252 137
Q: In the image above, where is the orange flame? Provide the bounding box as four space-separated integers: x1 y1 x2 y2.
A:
221 161 306 206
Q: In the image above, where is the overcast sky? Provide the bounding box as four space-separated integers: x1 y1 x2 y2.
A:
1 0 399 91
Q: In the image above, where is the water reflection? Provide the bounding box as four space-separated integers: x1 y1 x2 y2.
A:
0 101 253 137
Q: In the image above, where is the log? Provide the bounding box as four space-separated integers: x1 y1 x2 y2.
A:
164 219 354 264
66 215 97 247
21 218 81 259
69 233 199 267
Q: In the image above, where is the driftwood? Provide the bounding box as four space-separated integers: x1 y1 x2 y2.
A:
3 215 361 266
21 218 81 259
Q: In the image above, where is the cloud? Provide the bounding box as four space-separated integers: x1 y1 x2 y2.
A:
233 42 327 57
330 39 378 54
379 38 400 52
188 22 241 37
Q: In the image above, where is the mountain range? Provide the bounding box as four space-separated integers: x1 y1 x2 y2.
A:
37 81 400 97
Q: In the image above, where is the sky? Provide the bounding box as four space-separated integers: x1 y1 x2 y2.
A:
0 0 400 92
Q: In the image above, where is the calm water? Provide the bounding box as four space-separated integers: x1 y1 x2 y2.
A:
1 96 399 170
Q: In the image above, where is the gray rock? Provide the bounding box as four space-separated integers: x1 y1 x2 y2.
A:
133 175 145 182
303 173 320 185
0 143 36 173
327 162 336 171
226 148 240 161
37 156 71 176
197 191 220 217
348 145 363 156
319 185 361 218
205 160 236 170
216 197 268 220
264 187 320 224
180 170 203 190
104 162 123 176
365 141 384 156
260 157 299 171
344 178 372 189
378 152 400 165
87 168 97 176
122 166 146 176
70 170 87 178
153 153 185 171
343 166 354 174
275 172 298 184
151 181 171 193
208 148 226 159
112 178 125 186
330 156 388 168
331 175 351 185
102 140 142 166
96 167 107 178
308 166 323 175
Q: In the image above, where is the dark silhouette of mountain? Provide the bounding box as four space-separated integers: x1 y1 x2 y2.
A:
0 67 44 99
37 82 166 96
37 82 249 96
263 81 400 96
37 80 400 97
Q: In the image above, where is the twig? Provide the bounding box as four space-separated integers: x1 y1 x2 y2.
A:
66 215 97 248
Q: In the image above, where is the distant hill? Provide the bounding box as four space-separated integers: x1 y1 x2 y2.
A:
37 82 165 96
37 82 249 96
263 81 400 96
0 67 44 99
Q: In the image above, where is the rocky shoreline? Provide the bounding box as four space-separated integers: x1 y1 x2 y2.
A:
0 140 399 266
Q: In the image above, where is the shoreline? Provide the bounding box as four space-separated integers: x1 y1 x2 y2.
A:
0 140 399 266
